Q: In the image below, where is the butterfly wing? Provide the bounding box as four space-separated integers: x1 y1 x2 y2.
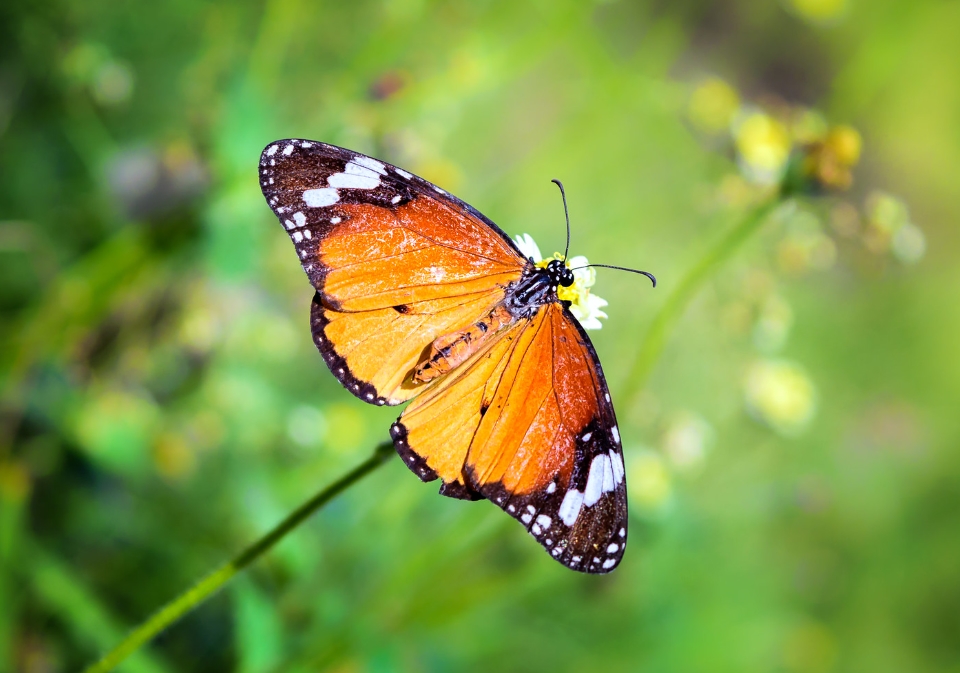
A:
394 302 627 574
259 140 527 405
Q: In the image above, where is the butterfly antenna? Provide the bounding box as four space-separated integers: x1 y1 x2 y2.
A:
569 263 657 288
551 179 571 262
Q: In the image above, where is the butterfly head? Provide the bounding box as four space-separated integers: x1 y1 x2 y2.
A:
546 258 576 288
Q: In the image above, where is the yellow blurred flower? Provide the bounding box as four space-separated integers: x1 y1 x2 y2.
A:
689 77 741 135
801 125 862 191
744 359 817 436
735 110 793 184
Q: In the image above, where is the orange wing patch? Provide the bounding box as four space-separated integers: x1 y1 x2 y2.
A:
391 317 527 494
320 197 522 312
311 288 504 405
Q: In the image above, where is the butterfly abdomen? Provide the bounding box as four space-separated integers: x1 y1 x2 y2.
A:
413 305 514 383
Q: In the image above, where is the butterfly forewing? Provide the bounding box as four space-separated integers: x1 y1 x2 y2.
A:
260 140 525 404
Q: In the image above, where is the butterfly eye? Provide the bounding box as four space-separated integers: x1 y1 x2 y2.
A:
559 267 575 287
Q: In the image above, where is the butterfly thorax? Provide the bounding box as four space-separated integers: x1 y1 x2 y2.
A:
412 261 574 385
505 259 574 318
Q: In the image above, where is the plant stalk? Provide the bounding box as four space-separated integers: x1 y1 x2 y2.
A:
82 442 395 673
624 198 780 404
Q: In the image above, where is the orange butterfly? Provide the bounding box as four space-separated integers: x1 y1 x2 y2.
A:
259 140 655 573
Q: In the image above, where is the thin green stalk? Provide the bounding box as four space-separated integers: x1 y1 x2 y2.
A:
83 442 395 673
624 198 780 405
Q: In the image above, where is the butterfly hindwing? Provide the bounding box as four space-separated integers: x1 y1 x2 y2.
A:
394 303 627 574
260 140 526 404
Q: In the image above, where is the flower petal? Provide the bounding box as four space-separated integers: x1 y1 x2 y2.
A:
513 233 543 262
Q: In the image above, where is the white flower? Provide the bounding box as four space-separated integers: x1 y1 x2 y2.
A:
512 233 608 330
513 232 543 262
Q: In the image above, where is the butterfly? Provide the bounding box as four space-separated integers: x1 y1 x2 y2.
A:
259 140 655 573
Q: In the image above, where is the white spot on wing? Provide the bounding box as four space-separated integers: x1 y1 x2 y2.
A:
531 523 542 535
610 451 625 485
607 543 618 553
581 432 592 442
584 454 615 507
328 161 381 190
546 482 557 494
602 558 616 569
601 453 615 493
293 211 306 227
558 489 584 526
293 231 303 242
266 145 279 156
526 505 536 515
395 168 412 179
612 426 620 444
536 514 552 530
303 188 340 207
391 195 402 204
619 527 626 537
283 144 294 155
521 513 532 524
353 155 387 174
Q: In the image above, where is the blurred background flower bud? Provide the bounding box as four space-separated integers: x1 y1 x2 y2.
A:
744 359 817 436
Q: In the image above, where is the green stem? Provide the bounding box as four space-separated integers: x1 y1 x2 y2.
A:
82 442 395 673
624 198 781 405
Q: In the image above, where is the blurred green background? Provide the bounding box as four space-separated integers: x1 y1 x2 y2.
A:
3 0 960 671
